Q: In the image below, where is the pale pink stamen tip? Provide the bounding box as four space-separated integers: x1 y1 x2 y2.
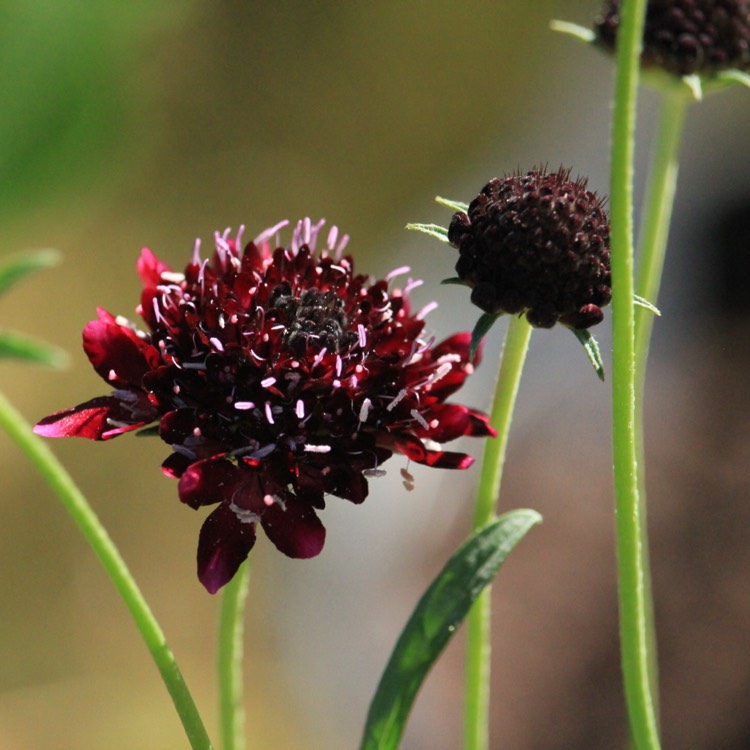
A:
327 225 339 250
253 220 290 246
192 238 202 265
357 324 367 348
416 301 438 320
261 376 276 388
263 494 275 507
386 265 411 282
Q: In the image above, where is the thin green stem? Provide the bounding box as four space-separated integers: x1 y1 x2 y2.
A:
0 390 213 750
464 315 533 750
633 85 689 724
609 0 661 747
218 560 251 750
634 88 689 395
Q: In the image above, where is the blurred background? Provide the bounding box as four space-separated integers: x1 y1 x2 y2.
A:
2 1 750 748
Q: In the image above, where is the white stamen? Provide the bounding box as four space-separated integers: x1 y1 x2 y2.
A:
209 337 224 352
152 298 166 325
108 369 117 381
336 355 342 377
358 398 372 423
387 388 408 412
437 353 463 365
312 347 328 369
229 503 259 524
404 278 424 295
410 409 430 430
160 271 185 283
235 225 245 251
234 401 255 410
304 444 331 453
253 220 289 246
327 225 338 251
335 233 349 260
357 324 367 348
192 238 202 265
386 265 411 282
416 301 438 320
264 402 274 423
428 362 453 385
296 399 305 419
261 376 276 388
263 494 275 507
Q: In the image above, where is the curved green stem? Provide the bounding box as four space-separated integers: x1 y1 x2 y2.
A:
218 560 251 750
609 0 661 747
0 390 213 750
633 85 689 722
634 88 689 395
464 315 533 750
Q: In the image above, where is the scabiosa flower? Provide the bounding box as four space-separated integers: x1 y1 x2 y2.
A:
594 0 750 77
447 167 611 330
35 220 493 593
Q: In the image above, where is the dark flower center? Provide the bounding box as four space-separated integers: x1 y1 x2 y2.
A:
271 284 358 355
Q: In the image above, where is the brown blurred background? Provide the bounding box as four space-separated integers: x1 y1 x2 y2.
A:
2 2 750 748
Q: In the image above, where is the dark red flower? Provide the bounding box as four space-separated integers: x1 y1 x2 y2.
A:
594 0 750 77
35 220 494 593
448 168 611 330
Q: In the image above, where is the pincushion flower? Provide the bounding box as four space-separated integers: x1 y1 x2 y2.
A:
35 220 493 593
594 0 750 77
447 168 611 330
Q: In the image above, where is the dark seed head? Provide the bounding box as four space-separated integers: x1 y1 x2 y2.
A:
448 168 611 330
594 0 750 76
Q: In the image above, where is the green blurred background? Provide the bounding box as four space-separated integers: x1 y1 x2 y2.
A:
3 2 750 748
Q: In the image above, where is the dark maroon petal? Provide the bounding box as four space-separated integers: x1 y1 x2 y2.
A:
178 457 241 509
162 451 192 479
197 503 257 594
261 496 325 558
388 432 475 469
34 396 150 440
137 247 172 289
82 316 159 388
416 403 496 442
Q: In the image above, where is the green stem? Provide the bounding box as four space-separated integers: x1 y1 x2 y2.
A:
633 85 689 724
464 315 533 750
609 0 661 748
634 88 689 394
218 560 251 750
0 390 213 750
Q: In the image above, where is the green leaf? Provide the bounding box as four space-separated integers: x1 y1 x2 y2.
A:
405 223 450 243
470 312 501 361
0 248 61 296
434 196 469 213
0 329 69 368
360 509 542 750
715 68 750 91
440 277 469 286
681 73 703 101
571 328 605 381
549 20 596 43
633 294 661 316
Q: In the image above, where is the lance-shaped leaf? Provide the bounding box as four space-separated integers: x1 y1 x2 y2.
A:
405 223 450 243
470 312 501 361
0 329 69 368
571 327 605 381
0 248 61 296
360 508 542 750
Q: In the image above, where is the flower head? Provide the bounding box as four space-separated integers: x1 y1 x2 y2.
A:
35 220 493 593
447 168 611 330
594 0 750 77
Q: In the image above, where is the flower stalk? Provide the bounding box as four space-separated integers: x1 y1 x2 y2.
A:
218 560 251 750
464 314 532 750
608 0 662 747
0 389 213 750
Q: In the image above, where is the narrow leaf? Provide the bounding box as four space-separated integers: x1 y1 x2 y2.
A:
470 312 501 361
681 73 703 101
440 277 469 286
0 329 69 368
633 294 661 316
360 509 542 750
549 20 595 43
0 248 61 296
405 223 450 243
715 68 750 90
434 196 469 213
571 328 605 381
